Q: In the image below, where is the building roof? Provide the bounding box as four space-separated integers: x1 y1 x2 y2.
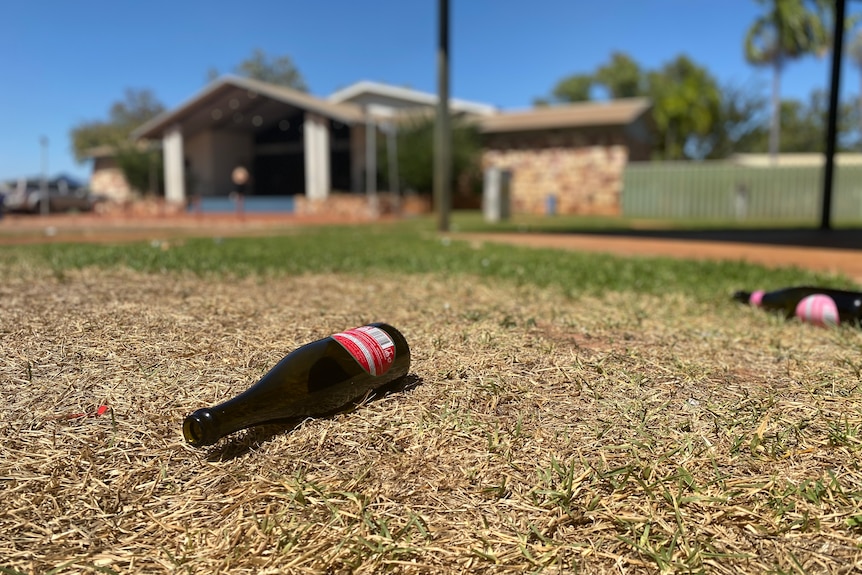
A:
133 75 366 140
478 98 652 134
131 77 650 142
328 80 497 116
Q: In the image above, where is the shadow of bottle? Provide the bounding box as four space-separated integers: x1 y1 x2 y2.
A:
204 373 424 462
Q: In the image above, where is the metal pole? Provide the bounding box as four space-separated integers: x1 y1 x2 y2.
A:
365 112 378 217
820 0 846 231
40 136 49 216
434 0 451 232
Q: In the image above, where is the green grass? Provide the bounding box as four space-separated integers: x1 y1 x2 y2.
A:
5 218 862 573
1 218 856 303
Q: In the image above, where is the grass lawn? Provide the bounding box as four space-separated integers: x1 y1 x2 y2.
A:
2 222 862 574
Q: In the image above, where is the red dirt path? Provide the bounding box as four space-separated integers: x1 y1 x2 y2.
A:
459 232 862 283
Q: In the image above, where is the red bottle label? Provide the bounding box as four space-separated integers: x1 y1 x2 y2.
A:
332 326 396 376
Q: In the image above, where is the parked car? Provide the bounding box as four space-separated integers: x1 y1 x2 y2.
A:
3 176 100 214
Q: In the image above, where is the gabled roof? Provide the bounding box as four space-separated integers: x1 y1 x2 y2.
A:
479 98 652 133
133 75 365 140
328 80 497 116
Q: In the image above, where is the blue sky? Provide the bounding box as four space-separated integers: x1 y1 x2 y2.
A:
2 0 860 181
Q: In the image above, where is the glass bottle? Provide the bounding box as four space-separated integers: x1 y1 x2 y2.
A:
733 286 862 326
183 322 410 446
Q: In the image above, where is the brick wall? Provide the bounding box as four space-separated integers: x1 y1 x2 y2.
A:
482 128 631 216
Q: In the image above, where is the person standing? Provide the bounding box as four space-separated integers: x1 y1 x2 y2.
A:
231 165 249 196
230 165 250 218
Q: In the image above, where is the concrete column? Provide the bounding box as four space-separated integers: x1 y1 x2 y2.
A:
365 115 376 197
163 125 185 203
350 124 365 193
303 113 330 200
319 116 330 198
365 114 378 215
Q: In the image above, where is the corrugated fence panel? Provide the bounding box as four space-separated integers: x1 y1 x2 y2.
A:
622 162 862 222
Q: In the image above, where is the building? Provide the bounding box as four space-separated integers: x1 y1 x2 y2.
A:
124 77 652 216
480 98 652 215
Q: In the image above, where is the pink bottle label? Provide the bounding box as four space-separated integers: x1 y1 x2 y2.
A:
749 290 765 306
332 326 396 376
795 294 840 326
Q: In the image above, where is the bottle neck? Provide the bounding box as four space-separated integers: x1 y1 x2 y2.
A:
183 408 219 447
732 291 752 303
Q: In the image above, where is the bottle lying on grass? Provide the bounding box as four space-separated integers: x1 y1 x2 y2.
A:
183 322 411 447
733 286 862 327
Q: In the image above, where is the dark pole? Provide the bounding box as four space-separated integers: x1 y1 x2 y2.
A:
434 0 451 232
820 0 846 231
40 136 49 216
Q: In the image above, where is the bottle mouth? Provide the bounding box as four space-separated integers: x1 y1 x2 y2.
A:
183 409 217 447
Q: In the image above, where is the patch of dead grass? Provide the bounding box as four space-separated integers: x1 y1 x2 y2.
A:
2 269 862 573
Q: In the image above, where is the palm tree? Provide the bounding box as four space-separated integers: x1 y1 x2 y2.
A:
850 30 862 149
745 0 828 159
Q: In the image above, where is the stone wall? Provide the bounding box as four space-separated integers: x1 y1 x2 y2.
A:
90 157 135 203
482 129 630 216
295 192 431 218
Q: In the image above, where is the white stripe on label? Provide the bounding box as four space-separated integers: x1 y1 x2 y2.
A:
336 332 379 376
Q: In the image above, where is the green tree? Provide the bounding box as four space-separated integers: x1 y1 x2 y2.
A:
115 146 163 195
780 90 857 152
208 49 308 91
70 88 165 194
378 115 481 198
744 0 828 158
647 55 723 160
538 52 724 160
550 74 593 103
594 52 644 98
537 51 645 106
70 88 164 162
777 98 822 151
707 82 770 158
849 29 862 149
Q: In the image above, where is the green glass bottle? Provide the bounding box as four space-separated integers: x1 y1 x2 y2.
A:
183 322 410 446
733 286 862 326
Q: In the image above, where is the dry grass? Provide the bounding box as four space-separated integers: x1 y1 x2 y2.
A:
2 268 862 574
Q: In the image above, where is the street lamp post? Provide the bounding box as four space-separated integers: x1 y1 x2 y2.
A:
40 136 49 216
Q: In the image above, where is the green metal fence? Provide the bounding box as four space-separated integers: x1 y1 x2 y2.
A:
622 161 862 223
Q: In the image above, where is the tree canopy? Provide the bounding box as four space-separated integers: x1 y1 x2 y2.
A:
536 52 728 160
595 52 644 99
537 14 862 161
70 88 164 163
69 88 166 194
647 55 723 160
207 49 308 91
850 29 862 141
378 115 481 198
744 0 828 157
